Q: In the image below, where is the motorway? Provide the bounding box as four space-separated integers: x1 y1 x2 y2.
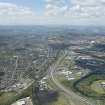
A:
49 53 95 105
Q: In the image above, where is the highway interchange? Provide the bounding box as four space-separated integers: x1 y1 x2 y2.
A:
48 51 95 105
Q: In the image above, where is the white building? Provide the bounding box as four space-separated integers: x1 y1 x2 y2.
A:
101 82 105 87
12 97 33 105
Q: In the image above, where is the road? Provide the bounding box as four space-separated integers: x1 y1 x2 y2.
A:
12 56 18 79
49 53 95 105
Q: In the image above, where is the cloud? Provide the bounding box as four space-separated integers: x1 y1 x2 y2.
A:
0 1 104 25
0 2 36 24
0 2 35 17
45 0 105 18
45 0 69 16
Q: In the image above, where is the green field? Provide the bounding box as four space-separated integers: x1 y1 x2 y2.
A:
73 72 105 98
0 91 16 105
0 84 33 105
50 93 76 105
91 80 105 94
58 72 105 105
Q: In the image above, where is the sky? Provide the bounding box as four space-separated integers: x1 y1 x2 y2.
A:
0 0 105 25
